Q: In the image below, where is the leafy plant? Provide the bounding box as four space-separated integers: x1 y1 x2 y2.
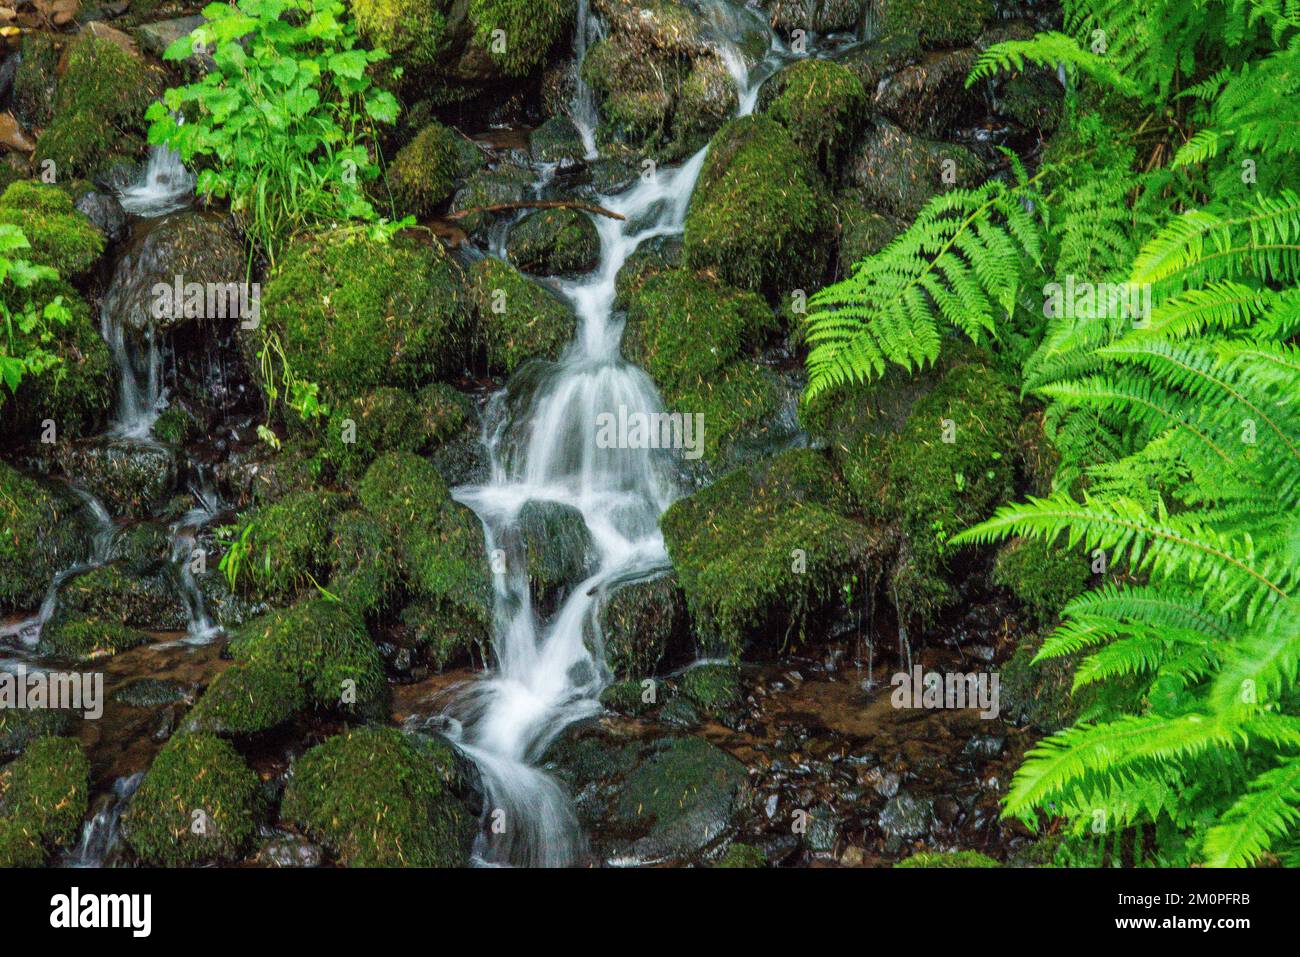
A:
0 224 72 398
146 0 400 263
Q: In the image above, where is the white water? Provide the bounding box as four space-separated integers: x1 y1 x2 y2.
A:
63 773 142 868
437 2 796 867
570 0 600 160
118 144 194 218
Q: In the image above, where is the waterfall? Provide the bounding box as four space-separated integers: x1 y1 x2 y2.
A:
437 10 788 868
62 773 142 868
571 0 600 160
118 144 195 218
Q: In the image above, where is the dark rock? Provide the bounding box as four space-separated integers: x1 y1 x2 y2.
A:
530 116 586 167
872 47 984 138
596 571 689 680
53 437 177 518
111 678 192 708
846 120 985 218
879 791 934 842
74 190 129 244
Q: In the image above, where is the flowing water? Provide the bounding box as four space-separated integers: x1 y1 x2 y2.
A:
436 3 802 867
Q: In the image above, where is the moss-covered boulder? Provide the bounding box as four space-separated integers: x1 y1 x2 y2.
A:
993 537 1090 623
518 500 597 599
323 386 460 482
871 46 984 139
12 32 59 130
228 599 386 714
833 191 903 276
506 207 600 277
228 489 348 605
684 116 831 297
399 599 489 671
182 662 307 737
256 232 471 406
715 842 767 867
678 663 741 718
846 120 985 218
530 116 586 166
0 709 74 763
0 462 94 613
38 614 149 662
388 121 467 217
450 161 536 239
326 509 404 615
280 726 471 867
759 58 868 180
469 258 576 374
877 0 993 48
0 181 104 279
32 31 161 179
54 562 186 630
661 449 888 657
896 850 1001 867
0 737 89 867
52 437 177 518
352 0 452 70
358 451 492 647
123 733 261 866
597 572 688 680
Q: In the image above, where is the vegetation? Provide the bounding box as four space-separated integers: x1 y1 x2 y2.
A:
0 737 89 867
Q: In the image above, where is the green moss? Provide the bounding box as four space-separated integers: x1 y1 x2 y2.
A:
38 614 149 662
760 58 868 180
678 664 741 716
519 501 596 596
352 0 451 69
599 573 686 680
451 162 535 238
389 122 463 217
326 509 404 615
228 599 386 713
12 33 59 129
599 678 658 716
123 733 261 866
660 450 886 656
32 32 160 179
684 116 831 297
0 708 74 762
993 537 1090 623
280 726 470 867
152 405 198 446
834 192 902 275
715 842 767 867
0 281 112 443
231 489 348 605
184 662 307 737
895 850 1001 868
849 120 985 218
582 37 673 150
506 207 600 276
55 562 183 629
470 0 574 77
0 182 104 278
324 387 430 482
880 0 993 48
400 600 488 671
258 232 470 405
621 269 775 395
358 451 492 643
666 361 785 470
0 462 92 613
0 736 89 867
469 258 576 374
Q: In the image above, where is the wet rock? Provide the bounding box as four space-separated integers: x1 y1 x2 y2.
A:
0 111 33 153
111 678 191 709
0 708 75 762
506 207 600 276
599 678 658 716
428 435 490 487
879 791 934 843
608 735 749 863
109 520 171 574
468 258 576 374
803 801 841 854
73 189 129 244
53 438 177 518
518 500 597 600
0 463 95 614
872 47 983 138
255 834 323 868
531 116 586 167
597 572 689 680
38 613 150 662
846 120 985 218
56 563 187 631
450 161 536 239
766 0 867 35
678 663 742 720
103 211 247 340
962 734 1004 759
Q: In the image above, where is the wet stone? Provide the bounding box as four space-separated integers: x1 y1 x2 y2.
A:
879 791 934 843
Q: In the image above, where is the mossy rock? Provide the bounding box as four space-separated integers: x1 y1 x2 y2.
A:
228 599 386 714
468 0 575 78
597 572 688 680
997 71 1064 134
530 116 586 165
0 736 89 867
469 258 576 374
358 451 492 646
684 116 831 298
0 181 104 278
123 733 261 866
599 678 658 716
506 207 600 277
661 449 887 657
759 58 868 180
324 387 437 481
32 31 161 179
834 191 903 276
112 677 191 708
999 631 1089 734
0 462 94 613
878 0 993 48
399 599 488 671
153 405 199 445
581 36 673 151
12 32 59 129
0 708 74 763
677 663 741 717
518 500 597 598
450 162 535 239
621 268 776 395
846 120 985 218
352 0 452 70
326 509 404 615
256 232 471 406
229 489 348 605
895 850 1001 868
52 437 177 518
993 537 1090 624
388 121 464 217
38 613 149 662
715 842 767 867
280 726 471 867
182 662 307 737
55 562 185 630
670 360 791 472
0 282 112 446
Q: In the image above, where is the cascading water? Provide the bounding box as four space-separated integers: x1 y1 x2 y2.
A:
437 4 796 867
62 773 143 868
118 142 195 218
570 0 601 160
